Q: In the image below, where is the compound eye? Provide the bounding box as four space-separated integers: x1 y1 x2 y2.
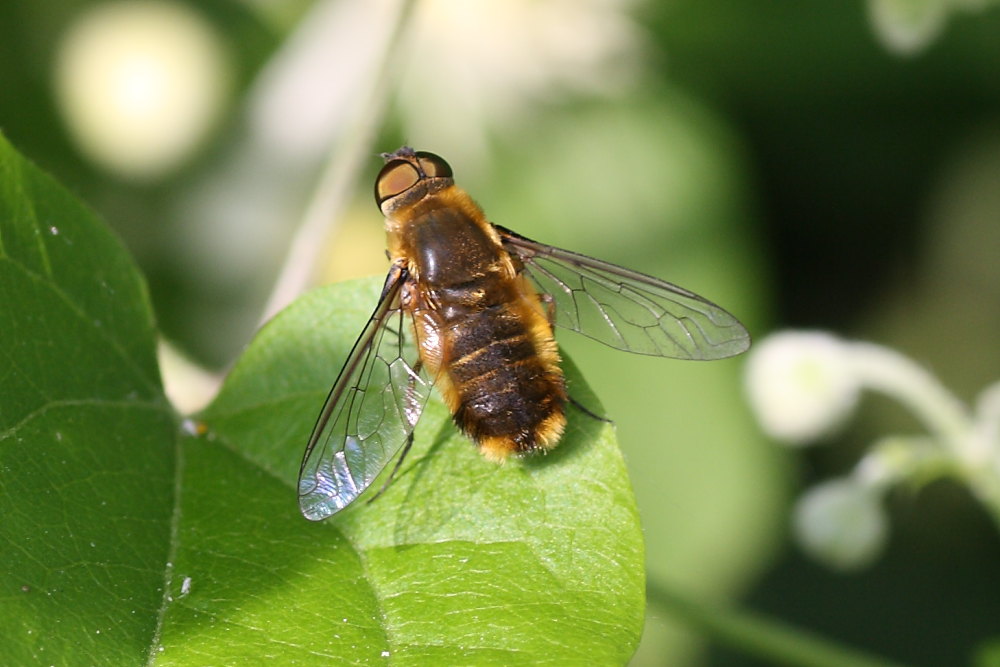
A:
375 160 420 205
415 151 452 179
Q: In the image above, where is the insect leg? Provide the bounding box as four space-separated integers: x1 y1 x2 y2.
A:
365 357 425 505
366 431 416 505
568 395 613 424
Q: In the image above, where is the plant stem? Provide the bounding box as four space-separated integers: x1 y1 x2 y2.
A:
848 343 1000 526
647 579 907 667
848 342 970 457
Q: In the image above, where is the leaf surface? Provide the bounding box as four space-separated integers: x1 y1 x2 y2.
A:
200 278 645 664
0 133 644 664
0 133 172 664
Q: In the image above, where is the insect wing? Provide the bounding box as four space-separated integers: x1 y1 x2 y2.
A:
298 272 432 521
498 226 750 360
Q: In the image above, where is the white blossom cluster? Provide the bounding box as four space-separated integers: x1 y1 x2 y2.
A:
745 331 1000 570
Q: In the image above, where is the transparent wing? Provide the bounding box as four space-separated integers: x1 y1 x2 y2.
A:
497 226 750 360
297 269 433 521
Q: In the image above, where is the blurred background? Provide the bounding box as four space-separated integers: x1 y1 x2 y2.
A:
2 0 999 664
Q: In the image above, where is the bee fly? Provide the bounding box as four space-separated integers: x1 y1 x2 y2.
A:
298 147 750 520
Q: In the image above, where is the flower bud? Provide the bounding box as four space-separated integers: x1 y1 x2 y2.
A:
745 331 860 444
793 479 888 570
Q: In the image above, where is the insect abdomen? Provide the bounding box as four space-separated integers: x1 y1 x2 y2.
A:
444 299 566 461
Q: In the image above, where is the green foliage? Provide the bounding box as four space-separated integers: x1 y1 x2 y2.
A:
0 134 644 663
200 279 645 664
0 133 173 663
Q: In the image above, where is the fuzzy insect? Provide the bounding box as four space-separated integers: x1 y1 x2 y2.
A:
297 147 750 521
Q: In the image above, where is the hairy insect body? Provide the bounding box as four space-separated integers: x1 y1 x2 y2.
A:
297 146 750 521
388 188 566 461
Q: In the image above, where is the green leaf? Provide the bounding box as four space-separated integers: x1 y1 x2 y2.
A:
0 132 174 663
0 132 644 664
199 278 645 664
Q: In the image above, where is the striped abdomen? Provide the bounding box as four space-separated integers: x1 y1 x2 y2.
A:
442 285 566 460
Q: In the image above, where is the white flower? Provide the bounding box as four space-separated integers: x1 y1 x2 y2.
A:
744 332 860 443
867 0 948 55
54 0 230 179
793 479 888 571
866 0 991 55
749 332 1000 571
